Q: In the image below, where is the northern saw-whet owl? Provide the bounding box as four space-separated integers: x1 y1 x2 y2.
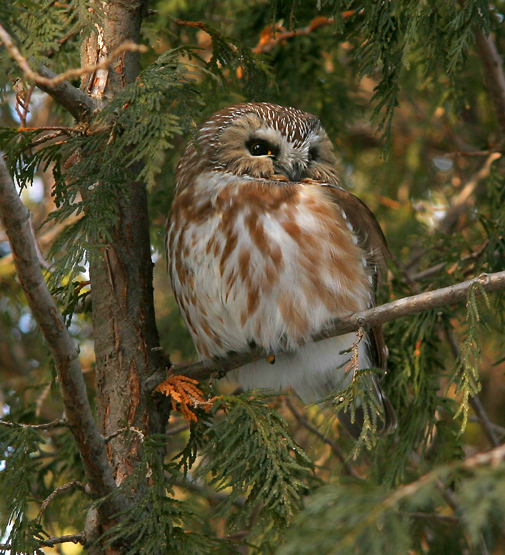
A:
166 102 396 437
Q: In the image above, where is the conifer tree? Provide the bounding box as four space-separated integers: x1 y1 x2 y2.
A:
0 1 505 554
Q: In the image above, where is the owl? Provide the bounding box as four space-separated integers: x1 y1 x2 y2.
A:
166 102 396 437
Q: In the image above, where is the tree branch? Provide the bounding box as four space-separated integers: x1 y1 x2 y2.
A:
0 23 146 87
37 480 87 523
0 22 146 121
36 65 97 121
474 27 505 139
0 158 117 502
438 152 502 234
39 533 86 547
0 418 67 430
0 534 86 551
251 14 356 54
165 270 505 383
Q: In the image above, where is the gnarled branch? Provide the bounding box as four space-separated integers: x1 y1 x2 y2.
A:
0 158 117 503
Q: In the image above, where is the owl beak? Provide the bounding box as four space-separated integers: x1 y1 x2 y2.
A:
277 164 302 182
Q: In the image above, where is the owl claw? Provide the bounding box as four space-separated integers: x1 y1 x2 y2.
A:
266 354 276 364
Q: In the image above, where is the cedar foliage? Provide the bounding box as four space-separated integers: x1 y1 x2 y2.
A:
0 0 505 554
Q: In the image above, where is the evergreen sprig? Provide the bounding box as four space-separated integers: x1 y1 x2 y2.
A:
279 452 505 555
374 308 457 486
0 425 46 555
448 283 489 432
96 434 235 555
195 393 314 545
316 0 491 147
0 47 202 300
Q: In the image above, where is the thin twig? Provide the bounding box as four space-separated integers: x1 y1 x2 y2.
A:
410 262 447 282
285 397 364 480
29 215 50 269
39 533 86 547
383 441 505 509
252 17 336 54
103 426 146 443
173 476 245 507
21 84 34 127
469 416 505 438
0 418 67 430
37 480 86 523
399 511 459 524
438 152 502 234
166 423 190 435
251 13 356 54
443 150 499 157
470 396 501 448
0 533 85 552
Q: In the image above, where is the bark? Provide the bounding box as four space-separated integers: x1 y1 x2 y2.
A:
76 2 169 551
80 0 168 478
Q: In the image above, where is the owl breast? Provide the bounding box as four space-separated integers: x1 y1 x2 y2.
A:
166 170 372 364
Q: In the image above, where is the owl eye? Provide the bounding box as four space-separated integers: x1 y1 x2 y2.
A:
247 139 277 157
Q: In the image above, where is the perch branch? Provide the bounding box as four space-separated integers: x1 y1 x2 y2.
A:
166 270 505 383
0 158 117 502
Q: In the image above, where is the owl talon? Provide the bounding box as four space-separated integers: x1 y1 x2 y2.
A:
266 354 276 364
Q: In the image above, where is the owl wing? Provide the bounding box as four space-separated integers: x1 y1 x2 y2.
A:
322 185 397 435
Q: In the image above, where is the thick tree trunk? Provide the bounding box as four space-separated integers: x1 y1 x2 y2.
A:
81 0 168 510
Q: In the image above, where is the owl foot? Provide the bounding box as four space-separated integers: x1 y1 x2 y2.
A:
155 374 214 422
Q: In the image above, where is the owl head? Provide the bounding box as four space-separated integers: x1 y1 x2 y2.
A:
179 103 342 186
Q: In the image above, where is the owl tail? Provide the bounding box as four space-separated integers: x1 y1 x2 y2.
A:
286 330 397 440
235 332 397 440
335 377 397 439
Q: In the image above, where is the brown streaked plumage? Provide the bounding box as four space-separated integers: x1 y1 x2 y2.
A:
166 102 396 438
